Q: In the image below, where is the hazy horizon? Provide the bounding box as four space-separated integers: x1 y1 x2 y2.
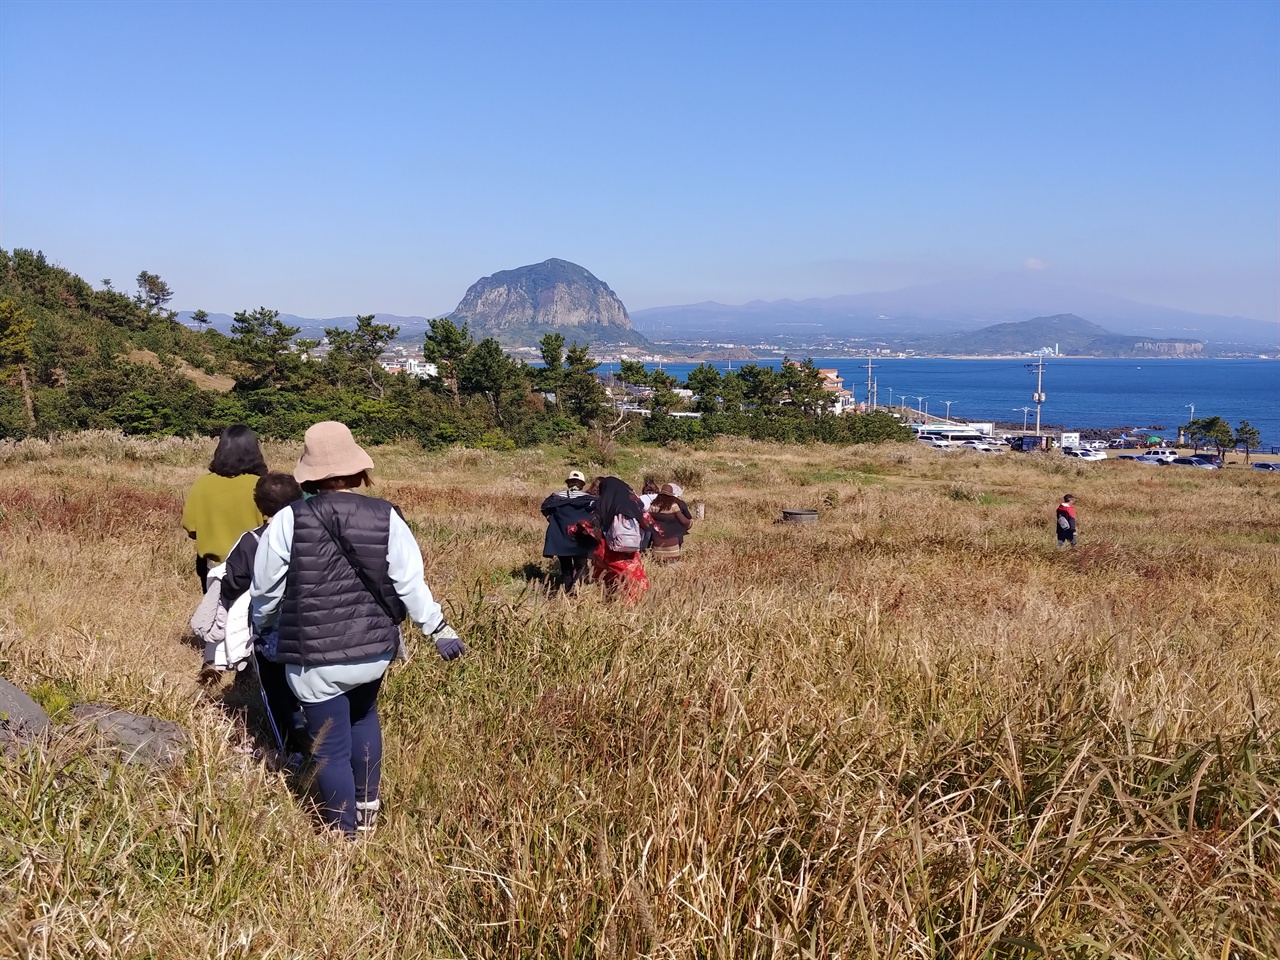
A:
2 1 1276 324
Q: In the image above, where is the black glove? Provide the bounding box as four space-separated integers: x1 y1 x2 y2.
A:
433 624 465 661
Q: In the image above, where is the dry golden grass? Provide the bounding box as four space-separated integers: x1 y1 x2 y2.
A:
2 431 1278 958
127 349 237 393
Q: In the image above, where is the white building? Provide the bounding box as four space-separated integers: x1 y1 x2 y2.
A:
404 358 439 378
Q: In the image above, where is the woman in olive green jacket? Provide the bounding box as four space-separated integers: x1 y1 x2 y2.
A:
183 425 268 588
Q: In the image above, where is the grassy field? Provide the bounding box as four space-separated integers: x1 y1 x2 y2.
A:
1 431 1278 959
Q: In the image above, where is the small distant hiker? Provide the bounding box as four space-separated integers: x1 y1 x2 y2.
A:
251 421 465 837
541 470 597 592
1056 494 1077 548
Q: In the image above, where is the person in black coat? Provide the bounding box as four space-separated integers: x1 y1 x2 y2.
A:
541 470 597 591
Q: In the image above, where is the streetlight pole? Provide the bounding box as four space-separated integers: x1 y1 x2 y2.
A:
1183 403 1195 445
1016 406 1031 431
912 396 928 420
944 400 956 421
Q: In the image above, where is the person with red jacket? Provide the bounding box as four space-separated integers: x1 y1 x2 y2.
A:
1055 494 1077 548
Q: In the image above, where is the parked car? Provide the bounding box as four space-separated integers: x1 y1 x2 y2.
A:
1133 455 1167 464
1170 457 1218 469
1250 462 1280 471
918 436 952 449
959 440 1001 453
1188 453 1223 467
1145 448 1181 462
1115 454 1140 461
1063 448 1107 461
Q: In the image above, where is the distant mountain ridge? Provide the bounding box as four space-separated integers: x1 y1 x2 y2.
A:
177 271 1276 351
174 311 437 341
919 313 1204 357
633 273 1277 348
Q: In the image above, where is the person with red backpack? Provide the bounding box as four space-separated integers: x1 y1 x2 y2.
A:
1055 494 1078 549
569 476 651 602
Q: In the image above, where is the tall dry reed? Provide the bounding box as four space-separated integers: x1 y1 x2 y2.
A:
1 435 1277 958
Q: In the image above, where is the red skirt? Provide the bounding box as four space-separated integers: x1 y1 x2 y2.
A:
590 542 650 602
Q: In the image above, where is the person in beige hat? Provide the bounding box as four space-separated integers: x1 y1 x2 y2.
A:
251 421 464 836
540 469 596 591
647 483 694 563
292 419 376 486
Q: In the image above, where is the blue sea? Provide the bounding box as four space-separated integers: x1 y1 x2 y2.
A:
621 358 1280 449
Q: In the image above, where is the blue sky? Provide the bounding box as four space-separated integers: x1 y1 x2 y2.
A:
2 0 1276 320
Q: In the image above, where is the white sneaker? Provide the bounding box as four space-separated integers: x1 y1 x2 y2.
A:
355 798 380 834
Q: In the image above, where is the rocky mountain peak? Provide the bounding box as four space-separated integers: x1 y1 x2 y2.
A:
450 259 631 333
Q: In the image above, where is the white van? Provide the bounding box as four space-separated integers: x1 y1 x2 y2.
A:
1146 448 1180 462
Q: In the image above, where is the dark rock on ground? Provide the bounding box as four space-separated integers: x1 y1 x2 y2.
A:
0 676 50 744
70 704 189 767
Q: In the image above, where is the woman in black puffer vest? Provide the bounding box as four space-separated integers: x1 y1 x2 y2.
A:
251 421 465 837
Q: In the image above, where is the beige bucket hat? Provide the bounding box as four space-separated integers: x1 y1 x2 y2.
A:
294 421 375 484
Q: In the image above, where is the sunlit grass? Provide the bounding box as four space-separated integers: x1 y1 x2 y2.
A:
1 432 1278 958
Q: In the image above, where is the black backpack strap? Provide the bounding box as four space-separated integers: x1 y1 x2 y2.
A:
304 497 405 624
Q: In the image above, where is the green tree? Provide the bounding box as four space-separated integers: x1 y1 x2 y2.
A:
324 314 399 399
134 270 175 322
617 360 650 387
0 299 36 430
191 309 211 331
719 370 745 412
686 363 723 414
647 368 681 414
1187 416 1234 457
458 337 528 427
231 307 302 390
559 343 607 426
1235 420 1261 464
533 332 566 397
423 318 473 401
736 364 784 411
780 358 832 415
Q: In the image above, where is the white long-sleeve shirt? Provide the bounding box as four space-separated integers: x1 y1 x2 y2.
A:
249 497 447 702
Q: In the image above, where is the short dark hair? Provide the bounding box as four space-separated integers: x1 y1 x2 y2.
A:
254 472 302 517
209 425 268 478
1063 493 1074 502
300 470 373 495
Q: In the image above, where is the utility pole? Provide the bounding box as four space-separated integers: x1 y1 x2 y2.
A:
866 357 874 412
1032 356 1046 434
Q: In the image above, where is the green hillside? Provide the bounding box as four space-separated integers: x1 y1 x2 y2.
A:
0 249 908 449
916 313 1205 356
0 249 244 438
